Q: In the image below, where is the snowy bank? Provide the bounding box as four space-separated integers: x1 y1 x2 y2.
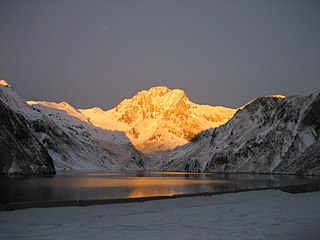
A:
0 190 319 240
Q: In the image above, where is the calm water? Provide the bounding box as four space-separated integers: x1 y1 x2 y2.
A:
0 171 319 203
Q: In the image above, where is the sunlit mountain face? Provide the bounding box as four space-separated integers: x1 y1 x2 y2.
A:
2 79 320 175
79 86 236 152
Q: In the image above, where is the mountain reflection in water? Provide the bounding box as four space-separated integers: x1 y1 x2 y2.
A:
1 171 319 203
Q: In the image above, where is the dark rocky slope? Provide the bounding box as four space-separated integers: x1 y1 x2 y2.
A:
0 98 55 174
162 93 320 175
0 80 142 174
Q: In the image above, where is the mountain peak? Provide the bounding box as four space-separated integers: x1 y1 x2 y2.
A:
80 86 236 152
135 86 187 99
113 86 191 122
127 86 189 108
0 80 11 88
269 94 286 99
146 86 171 97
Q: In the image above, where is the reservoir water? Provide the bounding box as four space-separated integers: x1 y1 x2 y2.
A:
1 171 319 204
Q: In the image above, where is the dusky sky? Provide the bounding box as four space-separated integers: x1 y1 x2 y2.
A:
0 0 319 109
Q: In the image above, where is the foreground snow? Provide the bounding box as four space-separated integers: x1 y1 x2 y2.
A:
1 190 319 240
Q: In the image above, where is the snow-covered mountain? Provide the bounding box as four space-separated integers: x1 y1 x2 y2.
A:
0 80 143 174
160 93 320 175
0 80 55 174
1 80 319 175
80 86 236 152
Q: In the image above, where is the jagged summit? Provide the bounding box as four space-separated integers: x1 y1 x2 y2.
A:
80 86 236 152
142 86 171 97
133 86 187 99
146 86 188 103
118 86 189 108
113 86 191 123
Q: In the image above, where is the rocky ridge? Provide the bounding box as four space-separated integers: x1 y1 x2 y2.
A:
80 86 236 152
0 80 143 174
161 93 320 175
1 80 319 175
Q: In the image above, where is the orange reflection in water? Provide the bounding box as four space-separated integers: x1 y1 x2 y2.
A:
143 171 216 175
127 187 181 198
50 174 226 198
62 177 226 198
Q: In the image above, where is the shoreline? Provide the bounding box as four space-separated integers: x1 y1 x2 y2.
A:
1 189 320 240
3 169 320 176
2 182 320 211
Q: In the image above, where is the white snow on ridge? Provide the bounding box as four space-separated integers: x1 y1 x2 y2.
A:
27 100 130 144
1 80 140 173
0 80 38 118
26 85 234 153
1 79 319 174
239 94 286 109
27 101 90 123
0 190 319 240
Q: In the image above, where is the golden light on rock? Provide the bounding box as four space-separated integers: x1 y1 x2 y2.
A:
79 86 237 152
27 86 237 153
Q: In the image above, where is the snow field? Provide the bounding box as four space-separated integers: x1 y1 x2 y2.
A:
1 190 319 240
